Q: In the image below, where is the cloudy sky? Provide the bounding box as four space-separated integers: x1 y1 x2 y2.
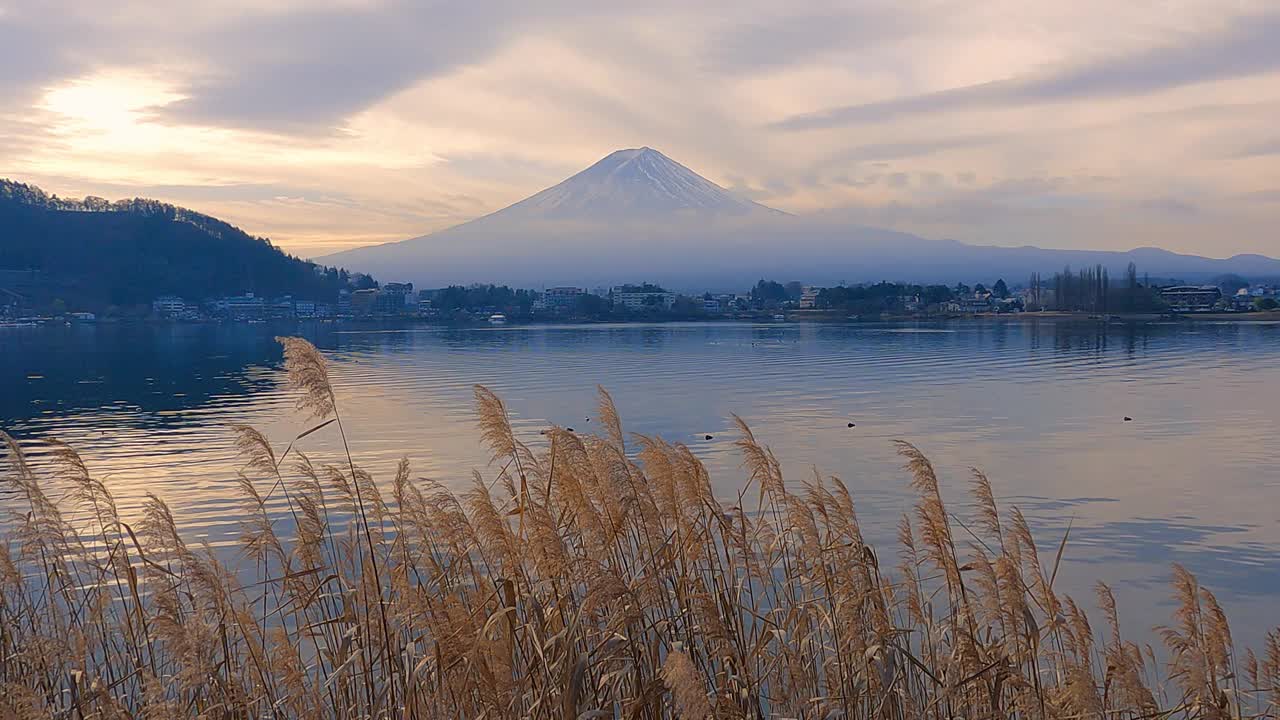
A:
2 0 1278 259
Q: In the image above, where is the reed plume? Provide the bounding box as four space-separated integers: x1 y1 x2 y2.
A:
277 335 336 421
0 337 1274 719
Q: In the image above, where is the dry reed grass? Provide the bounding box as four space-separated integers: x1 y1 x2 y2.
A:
0 336 1275 719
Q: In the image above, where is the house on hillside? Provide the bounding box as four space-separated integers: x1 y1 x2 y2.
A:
1231 286 1278 311
995 297 1024 313
945 294 994 314
269 296 296 318
215 293 265 319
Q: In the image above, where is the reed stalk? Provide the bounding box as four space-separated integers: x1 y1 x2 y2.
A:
0 337 1274 719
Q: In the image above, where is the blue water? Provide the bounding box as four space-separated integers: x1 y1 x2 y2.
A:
2 319 1278 641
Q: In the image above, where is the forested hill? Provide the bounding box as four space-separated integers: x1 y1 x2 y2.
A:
0 179 365 310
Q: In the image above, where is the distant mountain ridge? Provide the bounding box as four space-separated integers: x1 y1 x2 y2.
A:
319 148 1280 290
0 179 361 310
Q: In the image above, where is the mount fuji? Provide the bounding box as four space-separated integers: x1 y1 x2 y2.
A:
318 148 1280 290
494 147 784 220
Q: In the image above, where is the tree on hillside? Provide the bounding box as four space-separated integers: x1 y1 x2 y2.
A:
750 280 789 305
1 179 370 309
615 283 667 294
432 284 536 313
992 279 1009 298
576 293 610 318
921 285 954 305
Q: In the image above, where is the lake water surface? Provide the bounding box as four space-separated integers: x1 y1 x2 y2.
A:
2 319 1278 641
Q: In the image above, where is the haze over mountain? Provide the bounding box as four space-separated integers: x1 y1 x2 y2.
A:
323 147 1280 290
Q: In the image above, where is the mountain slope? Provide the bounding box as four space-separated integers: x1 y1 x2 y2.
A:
319 149 1280 290
498 147 783 219
0 179 361 309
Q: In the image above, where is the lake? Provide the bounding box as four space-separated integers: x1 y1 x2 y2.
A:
2 319 1278 642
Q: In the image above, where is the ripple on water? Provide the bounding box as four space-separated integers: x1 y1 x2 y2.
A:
2 320 1279 641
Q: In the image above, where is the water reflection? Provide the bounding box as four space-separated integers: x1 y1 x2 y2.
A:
2 323 287 423
2 318 1278 641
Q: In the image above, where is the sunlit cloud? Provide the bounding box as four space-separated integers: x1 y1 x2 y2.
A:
42 71 185 130
1 0 1278 259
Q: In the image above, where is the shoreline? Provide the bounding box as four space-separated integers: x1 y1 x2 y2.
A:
6 309 1279 330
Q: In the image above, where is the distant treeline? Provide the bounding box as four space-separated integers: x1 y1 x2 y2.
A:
431 284 539 314
0 179 368 313
1031 262 1164 312
804 262 1171 314
426 283 699 320
816 282 958 313
428 271 1172 319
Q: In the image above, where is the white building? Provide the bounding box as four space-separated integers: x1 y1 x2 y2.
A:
382 283 416 308
1159 285 1222 312
270 296 296 316
799 287 819 309
545 286 585 312
216 293 265 317
612 288 677 310
152 296 186 316
945 295 995 314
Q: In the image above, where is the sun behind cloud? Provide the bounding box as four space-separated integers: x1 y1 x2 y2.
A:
1 0 1278 259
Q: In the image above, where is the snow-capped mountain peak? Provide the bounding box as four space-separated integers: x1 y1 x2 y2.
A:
497 147 780 219
314 146 1280 290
